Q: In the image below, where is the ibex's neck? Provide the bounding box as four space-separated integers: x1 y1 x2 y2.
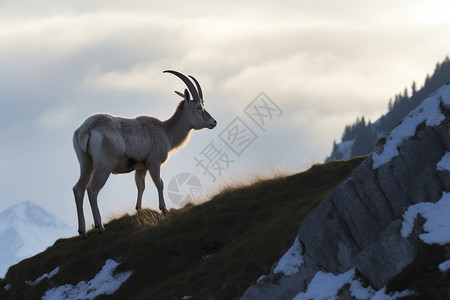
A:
163 101 192 150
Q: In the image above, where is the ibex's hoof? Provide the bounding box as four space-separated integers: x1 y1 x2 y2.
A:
160 207 168 215
96 225 106 233
79 231 88 239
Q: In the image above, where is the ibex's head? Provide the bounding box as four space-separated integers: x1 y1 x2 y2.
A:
164 70 217 130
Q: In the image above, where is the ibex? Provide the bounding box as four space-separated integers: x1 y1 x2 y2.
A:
72 70 217 238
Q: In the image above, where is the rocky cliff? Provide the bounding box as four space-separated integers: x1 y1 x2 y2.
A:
243 84 450 299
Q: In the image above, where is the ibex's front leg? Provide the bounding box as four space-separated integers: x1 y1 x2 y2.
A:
148 163 167 213
135 169 146 210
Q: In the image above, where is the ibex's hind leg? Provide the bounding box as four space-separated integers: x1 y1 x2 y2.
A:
135 169 146 210
87 168 111 232
148 164 167 213
73 163 93 238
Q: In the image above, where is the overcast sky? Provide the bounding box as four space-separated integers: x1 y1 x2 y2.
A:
1 0 450 232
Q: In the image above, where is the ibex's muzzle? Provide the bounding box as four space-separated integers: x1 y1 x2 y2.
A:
208 118 217 129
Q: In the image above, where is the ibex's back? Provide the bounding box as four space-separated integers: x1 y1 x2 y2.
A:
72 70 217 238
74 114 170 174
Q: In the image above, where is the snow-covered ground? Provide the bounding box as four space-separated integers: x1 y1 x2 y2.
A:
401 192 450 245
41 259 132 300
439 260 450 273
401 148 450 245
437 151 450 171
26 266 60 286
273 237 303 276
293 269 413 300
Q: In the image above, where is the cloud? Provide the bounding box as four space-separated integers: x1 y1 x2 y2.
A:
1 0 450 227
37 107 73 130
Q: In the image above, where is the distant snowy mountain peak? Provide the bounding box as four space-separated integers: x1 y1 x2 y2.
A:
0 201 73 278
0 201 65 228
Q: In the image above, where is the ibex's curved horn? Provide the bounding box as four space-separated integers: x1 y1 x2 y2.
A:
189 75 203 101
163 70 200 102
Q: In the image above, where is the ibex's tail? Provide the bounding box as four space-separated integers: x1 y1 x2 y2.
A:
74 129 89 153
73 129 91 166
73 114 101 154
73 116 96 165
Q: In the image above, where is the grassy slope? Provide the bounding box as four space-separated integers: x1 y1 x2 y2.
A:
0 157 364 300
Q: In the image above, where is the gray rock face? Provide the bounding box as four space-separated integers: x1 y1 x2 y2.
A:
242 85 450 300
355 220 415 289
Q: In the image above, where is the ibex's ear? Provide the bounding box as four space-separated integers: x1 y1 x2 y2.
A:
174 91 185 98
183 89 191 105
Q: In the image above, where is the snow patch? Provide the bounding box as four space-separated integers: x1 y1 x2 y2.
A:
371 287 415 300
440 84 450 108
273 237 303 276
439 260 450 273
4 284 11 291
26 267 60 286
256 275 267 284
437 151 450 171
293 269 414 300
371 87 447 169
337 139 355 160
401 192 450 245
42 259 132 300
349 277 376 299
293 269 355 300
